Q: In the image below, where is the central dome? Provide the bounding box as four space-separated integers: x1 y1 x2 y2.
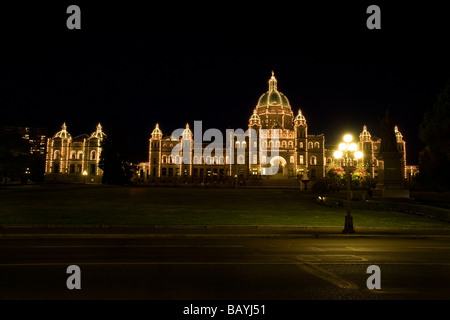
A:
257 72 290 107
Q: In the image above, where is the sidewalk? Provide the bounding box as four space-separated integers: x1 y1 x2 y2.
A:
2 224 450 239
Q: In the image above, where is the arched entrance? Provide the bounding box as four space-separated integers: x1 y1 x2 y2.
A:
269 156 287 177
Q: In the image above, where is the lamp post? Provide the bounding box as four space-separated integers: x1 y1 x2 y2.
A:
333 134 363 234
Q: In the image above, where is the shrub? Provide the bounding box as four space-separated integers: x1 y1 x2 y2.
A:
311 180 328 194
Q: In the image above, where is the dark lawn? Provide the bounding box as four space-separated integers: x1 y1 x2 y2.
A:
0 185 449 228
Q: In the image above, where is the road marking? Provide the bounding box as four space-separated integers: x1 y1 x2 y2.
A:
2 262 450 267
31 245 243 248
409 247 450 249
296 255 368 262
296 263 359 290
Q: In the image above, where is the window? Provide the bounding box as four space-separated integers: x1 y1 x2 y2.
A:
235 141 240 148
308 142 313 149
91 150 96 160
162 155 167 164
299 155 304 164
200 168 204 177
153 158 156 164
53 163 60 173
275 141 280 148
252 155 257 164
193 168 198 176
168 168 173 176
77 151 83 160
152 167 156 176
310 156 317 165
162 168 167 176
242 141 247 148
290 156 294 164
69 164 75 173
299 142 303 148
237 155 245 164
282 141 287 148
314 142 320 148
219 169 224 177
90 164 96 174
311 169 317 178
288 141 293 148
71 151 76 159
54 150 60 159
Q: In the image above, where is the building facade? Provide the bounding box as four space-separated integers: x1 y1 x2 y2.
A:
357 124 407 180
44 73 414 185
44 123 105 183
142 73 326 184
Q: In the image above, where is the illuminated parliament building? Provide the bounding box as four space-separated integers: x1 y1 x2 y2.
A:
44 73 413 185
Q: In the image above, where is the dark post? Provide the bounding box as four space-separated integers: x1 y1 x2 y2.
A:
343 153 355 234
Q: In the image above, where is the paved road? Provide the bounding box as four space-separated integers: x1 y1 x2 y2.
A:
1 229 450 300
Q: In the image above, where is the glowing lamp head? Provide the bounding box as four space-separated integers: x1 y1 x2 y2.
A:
343 134 352 143
339 143 348 151
334 150 343 159
82 170 88 176
354 151 363 159
349 143 357 151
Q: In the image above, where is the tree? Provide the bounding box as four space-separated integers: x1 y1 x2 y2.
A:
0 130 30 185
417 80 450 191
98 124 135 185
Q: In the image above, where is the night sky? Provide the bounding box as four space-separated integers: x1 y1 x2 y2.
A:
1 3 449 163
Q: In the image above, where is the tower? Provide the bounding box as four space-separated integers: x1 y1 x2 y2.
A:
359 125 374 177
149 123 162 179
294 109 308 178
46 123 72 176
248 109 262 176
395 125 407 179
181 123 193 177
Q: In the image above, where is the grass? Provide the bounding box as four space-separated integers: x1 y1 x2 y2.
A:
0 184 449 228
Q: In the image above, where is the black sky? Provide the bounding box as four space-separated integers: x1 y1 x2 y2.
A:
1 2 449 163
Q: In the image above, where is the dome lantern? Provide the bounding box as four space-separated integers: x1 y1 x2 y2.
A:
90 123 106 140
294 109 307 127
256 72 291 107
395 125 403 142
360 125 371 142
54 122 72 139
249 109 261 126
151 123 162 140
182 123 192 140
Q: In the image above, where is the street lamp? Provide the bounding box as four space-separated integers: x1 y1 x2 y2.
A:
82 170 88 184
333 134 363 234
